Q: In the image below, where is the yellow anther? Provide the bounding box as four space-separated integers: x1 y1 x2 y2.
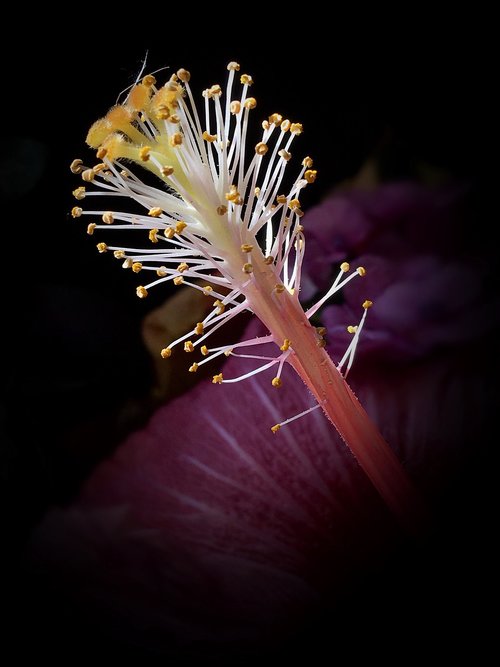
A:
362 300 373 309
113 250 125 259
209 84 222 97
280 339 291 352
304 169 317 184
241 244 254 253
274 284 285 294
268 113 283 126
271 377 282 388
71 206 82 218
242 263 253 274
347 325 358 334
148 207 162 218
156 266 167 277
225 185 241 202
120 170 129 178
280 119 291 132
316 326 327 336
168 114 181 124
317 338 327 348
240 74 253 85
102 211 114 224
189 363 199 373
357 267 366 277
290 123 303 135
70 159 84 174
142 74 156 87
201 345 209 356
160 347 172 359
255 142 268 156
213 299 225 314
278 149 291 161
264 256 274 265
173 276 184 286
212 373 224 384
177 68 191 82
302 156 313 168
93 163 107 174
156 104 170 120
254 187 261 196
230 100 241 114
217 205 228 216
276 195 287 206
261 120 270 130
202 131 217 142
96 147 107 159
341 262 350 272
164 228 175 239
202 285 213 294
136 286 148 298
122 258 133 269
161 165 174 176
271 424 281 433
244 97 257 109
289 199 301 210
149 228 158 243
96 242 108 253
224 349 233 356
81 169 94 182
87 223 96 235
175 221 187 234
195 322 204 335
177 262 189 273
184 341 194 353
132 262 142 273
170 132 183 147
227 61 240 71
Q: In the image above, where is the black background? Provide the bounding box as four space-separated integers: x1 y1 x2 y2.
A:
1 21 494 663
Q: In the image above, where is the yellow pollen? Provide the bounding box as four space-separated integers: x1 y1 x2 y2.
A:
302 156 314 168
164 228 175 239
227 62 240 71
276 194 287 204
317 339 327 348
202 285 213 294
280 339 291 352
271 377 282 388
161 165 174 176
189 363 199 373
212 373 224 384
278 149 291 161
73 186 86 200
173 276 184 286
274 284 285 294
81 169 94 182
341 262 350 272
357 267 367 276
160 347 172 359
71 206 82 218
264 256 274 265
290 123 303 135
132 262 142 273
240 74 253 85
255 142 268 156
102 211 114 224
230 100 241 114
92 163 107 174
70 159 84 174
184 341 194 353
225 185 241 202
136 286 148 298
177 262 189 273
201 345 209 356
347 325 358 334
113 250 126 259
214 299 225 314
242 263 253 274
254 187 261 196
244 97 257 109
269 113 283 125
304 169 317 183
96 147 107 159
363 300 373 309
240 244 254 253
156 267 167 277
148 207 162 218
217 205 228 216
168 114 181 124
209 84 222 97
271 424 281 433
87 223 96 235
195 322 204 335
175 221 187 234
170 132 183 146
156 104 170 120
96 242 107 253
316 327 327 336
202 131 217 142
149 228 159 243
289 199 301 210
261 120 270 130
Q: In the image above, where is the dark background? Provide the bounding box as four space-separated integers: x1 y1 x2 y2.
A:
1 26 494 662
